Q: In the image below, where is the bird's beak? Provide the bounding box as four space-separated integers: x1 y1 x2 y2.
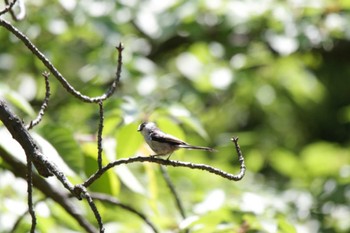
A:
137 125 142 132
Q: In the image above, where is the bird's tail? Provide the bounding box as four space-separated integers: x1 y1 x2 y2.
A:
179 144 216 152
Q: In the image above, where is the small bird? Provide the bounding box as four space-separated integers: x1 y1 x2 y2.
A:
137 122 215 158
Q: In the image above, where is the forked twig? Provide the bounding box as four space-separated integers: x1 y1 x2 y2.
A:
73 185 105 233
0 0 17 16
0 18 123 103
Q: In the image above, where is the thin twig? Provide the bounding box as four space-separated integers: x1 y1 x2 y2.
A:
83 138 246 188
86 193 104 233
0 18 123 103
90 193 159 233
160 165 190 233
0 100 53 177
74 185 105 233
0 100 81 195
97 100 104 170
2 0 25 20
26 158 36 233
160 165 186 218
27 71 51 130
231 136 245 170
101 43 124 99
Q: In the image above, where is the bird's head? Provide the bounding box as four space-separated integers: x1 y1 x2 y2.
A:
137 122 157 134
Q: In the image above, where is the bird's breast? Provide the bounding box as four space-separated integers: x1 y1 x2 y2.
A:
148 140 176 155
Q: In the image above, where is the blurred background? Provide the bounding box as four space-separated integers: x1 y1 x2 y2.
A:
1 0 350 232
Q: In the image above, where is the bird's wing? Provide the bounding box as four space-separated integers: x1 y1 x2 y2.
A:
150 130 187 145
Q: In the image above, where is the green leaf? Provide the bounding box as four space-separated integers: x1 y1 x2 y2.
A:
181 116 209 140
269 149 306 178
115 165 146 195
156 117 186 140
83 143 120 196
245 149 264 172
103 110 123 135
40 124 83 174
116 122 143 158
48 198 83 231
277 215 297 233
186 208 234 233
301 142 349 177
5 90 35 117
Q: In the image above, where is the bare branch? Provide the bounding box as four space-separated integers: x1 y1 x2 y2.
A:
74 185 105 233
231 136 245 172
160 165 190 233
27 71 51 130
26 158 36 233
97 100 104 170
0 100 80 195
90 192 159 233
0 18 123 103
101 43 124 100
160 165 186 218
2 0 25 20
0 147 97 233
0 100 53 177
86 192 104 233
83 138 246 188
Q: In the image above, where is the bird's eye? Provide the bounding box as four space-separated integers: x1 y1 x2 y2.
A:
138 122 146 131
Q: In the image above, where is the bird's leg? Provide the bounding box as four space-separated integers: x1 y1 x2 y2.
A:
166 152 173 160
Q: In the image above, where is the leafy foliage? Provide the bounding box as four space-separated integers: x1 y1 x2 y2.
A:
1 0 350 233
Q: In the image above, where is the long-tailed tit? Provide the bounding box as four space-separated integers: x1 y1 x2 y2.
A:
137 122 215 157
